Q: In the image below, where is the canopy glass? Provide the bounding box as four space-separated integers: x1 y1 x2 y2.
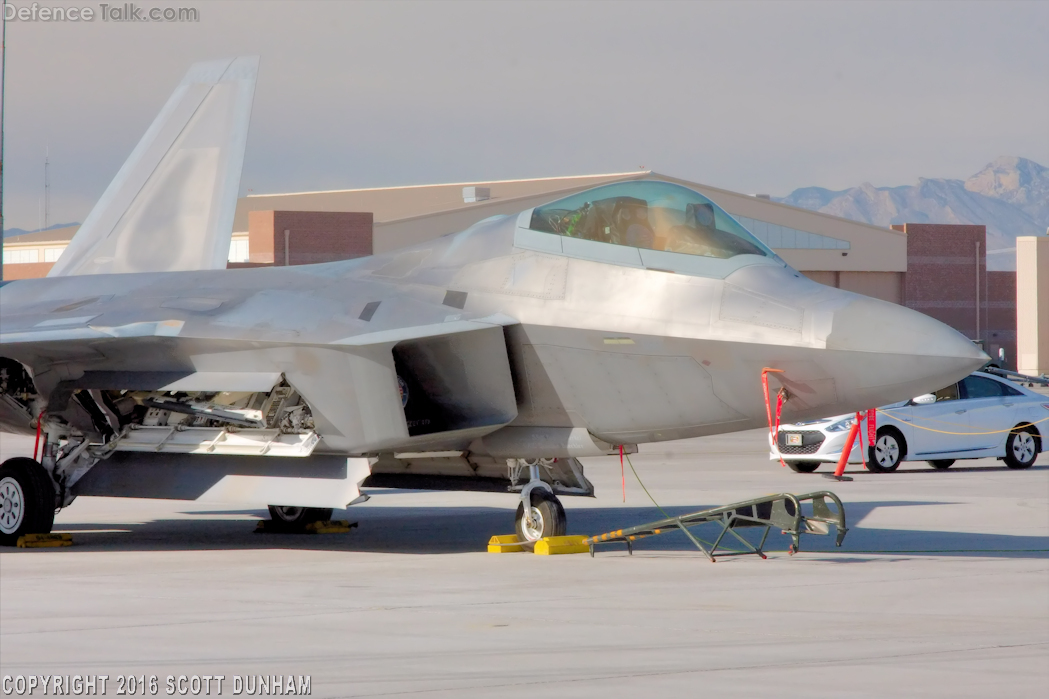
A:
528 181 773 260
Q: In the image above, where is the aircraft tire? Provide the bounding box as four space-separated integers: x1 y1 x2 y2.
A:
927 459 955 470
868 428 905 473
267 505 334 531
786 461 821 473
0 458 56 546
515 490 566 544
1003 427 1039 469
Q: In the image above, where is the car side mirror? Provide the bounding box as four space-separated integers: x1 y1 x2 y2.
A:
911 393 936 405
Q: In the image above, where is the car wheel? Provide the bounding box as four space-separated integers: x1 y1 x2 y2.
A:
1004 428 1039 469
927 459 955 470
869 428 905 473
786 461 821 473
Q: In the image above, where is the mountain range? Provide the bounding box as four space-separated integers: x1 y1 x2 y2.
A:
777 156 1049 271
2 223 79 238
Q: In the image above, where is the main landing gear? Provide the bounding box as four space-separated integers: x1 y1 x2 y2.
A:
0 458 57 546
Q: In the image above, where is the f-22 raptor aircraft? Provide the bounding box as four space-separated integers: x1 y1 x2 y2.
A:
0 58 986 545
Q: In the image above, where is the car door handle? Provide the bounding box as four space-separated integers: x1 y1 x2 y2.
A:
954 409 967 414
1003 403 1013 407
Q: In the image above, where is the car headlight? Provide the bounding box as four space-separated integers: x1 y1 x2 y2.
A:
826 418 855 433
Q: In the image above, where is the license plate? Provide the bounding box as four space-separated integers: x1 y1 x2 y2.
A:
786 433 803 446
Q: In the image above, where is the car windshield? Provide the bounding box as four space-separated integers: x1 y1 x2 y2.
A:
529 181 773 260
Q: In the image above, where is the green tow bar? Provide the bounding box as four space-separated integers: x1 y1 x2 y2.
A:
584 491 848 562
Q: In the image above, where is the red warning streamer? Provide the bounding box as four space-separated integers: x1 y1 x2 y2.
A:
619 444 626 503
762 368 787 468
32 411 45 462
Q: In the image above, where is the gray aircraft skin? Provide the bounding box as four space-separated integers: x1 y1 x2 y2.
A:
0 59 987 544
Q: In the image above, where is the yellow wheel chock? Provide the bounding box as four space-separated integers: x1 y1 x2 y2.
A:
17 533 73 548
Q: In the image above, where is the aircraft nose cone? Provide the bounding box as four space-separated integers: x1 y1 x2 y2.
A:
827 296 988 402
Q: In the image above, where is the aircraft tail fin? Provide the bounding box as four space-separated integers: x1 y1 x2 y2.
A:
48 56 259 277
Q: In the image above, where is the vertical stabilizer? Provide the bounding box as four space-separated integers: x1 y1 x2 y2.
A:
49 56 259 276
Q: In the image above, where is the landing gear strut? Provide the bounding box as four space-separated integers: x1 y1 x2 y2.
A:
513 460 566 544
0 458 57 546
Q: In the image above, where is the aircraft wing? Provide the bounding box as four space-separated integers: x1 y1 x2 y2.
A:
0 271 521 456
48 57 259 277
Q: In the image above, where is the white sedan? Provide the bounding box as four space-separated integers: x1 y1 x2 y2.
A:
770 371 1047 473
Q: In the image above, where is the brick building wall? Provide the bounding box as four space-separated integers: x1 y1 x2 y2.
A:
892 223 1016 368
986 270 1018 368
243 211 373 266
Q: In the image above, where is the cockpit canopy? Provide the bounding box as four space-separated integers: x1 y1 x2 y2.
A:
528 181 773 261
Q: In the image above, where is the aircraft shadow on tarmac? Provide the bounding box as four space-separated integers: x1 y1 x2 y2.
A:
25 498 1048 559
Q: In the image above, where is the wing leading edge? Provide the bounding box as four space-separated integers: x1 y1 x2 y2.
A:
48 56 259 277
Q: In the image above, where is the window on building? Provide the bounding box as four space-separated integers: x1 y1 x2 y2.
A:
44 247 64 262
2 248 40 264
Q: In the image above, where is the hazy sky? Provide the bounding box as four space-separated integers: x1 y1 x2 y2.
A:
2 0 1047 231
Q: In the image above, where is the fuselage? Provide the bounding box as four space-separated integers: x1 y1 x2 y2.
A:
0 205 986 458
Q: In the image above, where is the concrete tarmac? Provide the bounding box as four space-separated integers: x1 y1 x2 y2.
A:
1 429 1046 698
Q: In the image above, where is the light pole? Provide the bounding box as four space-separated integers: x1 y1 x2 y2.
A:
1 6 7 281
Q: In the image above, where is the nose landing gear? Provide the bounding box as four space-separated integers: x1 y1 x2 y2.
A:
515 489 566 543
266 505 334 531
512 459 568 544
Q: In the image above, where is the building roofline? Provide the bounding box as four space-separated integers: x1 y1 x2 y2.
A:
248 170 906 239
245 171 651 199
373 173 651 228
3 226 80 244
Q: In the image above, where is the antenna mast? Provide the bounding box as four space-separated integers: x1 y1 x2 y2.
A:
44 149 50 231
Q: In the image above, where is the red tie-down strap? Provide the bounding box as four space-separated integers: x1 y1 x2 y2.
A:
762 368 787 468
33 411 45 462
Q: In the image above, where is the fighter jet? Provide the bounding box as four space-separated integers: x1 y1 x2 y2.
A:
0 58 987 545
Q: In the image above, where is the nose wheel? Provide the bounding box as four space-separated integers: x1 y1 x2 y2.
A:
267 505 333 531
515 490 566 543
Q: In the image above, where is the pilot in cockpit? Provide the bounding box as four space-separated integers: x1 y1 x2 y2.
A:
562 197 654 249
